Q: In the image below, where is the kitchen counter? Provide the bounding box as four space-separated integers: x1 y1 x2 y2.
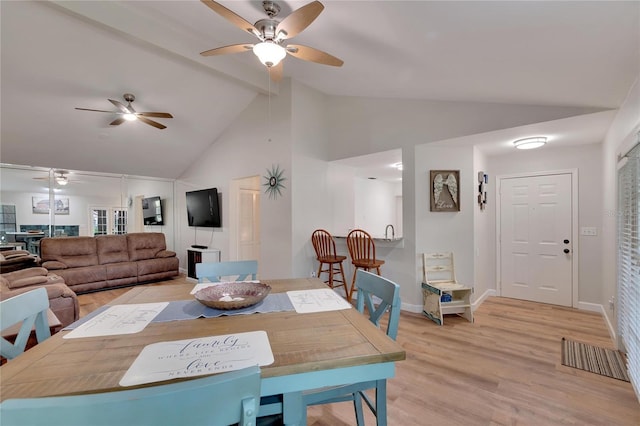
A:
334 235 404 248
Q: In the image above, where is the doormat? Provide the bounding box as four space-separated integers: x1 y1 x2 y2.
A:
561 337 630 382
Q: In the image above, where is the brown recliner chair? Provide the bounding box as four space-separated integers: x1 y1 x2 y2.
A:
0 267 79 328
0 250 40 273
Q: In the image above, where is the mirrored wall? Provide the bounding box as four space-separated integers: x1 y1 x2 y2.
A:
0 164 176 253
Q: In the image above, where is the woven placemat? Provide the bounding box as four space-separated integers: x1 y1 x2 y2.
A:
561 337 630 382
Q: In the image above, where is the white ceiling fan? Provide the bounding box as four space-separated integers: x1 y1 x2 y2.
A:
32 170 81 186
199 0 343 82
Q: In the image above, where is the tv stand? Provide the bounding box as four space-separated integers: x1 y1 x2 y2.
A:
187 247 221 280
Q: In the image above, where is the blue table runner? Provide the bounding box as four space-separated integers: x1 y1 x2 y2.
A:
64 293 295 330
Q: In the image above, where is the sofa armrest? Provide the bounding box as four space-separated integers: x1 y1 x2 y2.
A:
0 283 72 301
1 267 49 281
4 275 49 289
156 250 176 258
41 261 68 270
1 250 32 259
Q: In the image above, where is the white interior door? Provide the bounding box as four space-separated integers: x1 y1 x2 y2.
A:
499 173 573 306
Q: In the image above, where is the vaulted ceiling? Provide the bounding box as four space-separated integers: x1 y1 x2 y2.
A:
1 1 638 179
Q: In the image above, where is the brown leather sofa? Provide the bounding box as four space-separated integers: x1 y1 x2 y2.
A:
40 232 179 294
0 267 79 328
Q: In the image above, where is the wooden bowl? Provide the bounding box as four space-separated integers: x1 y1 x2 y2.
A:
194 281 271 310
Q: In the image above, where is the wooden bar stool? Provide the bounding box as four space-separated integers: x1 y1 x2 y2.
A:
311 229 348 299
346 229 385 301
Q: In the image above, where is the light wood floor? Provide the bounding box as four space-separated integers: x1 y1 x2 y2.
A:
77 276 640 425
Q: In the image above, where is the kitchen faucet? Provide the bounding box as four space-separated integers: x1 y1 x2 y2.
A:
385 224 395 240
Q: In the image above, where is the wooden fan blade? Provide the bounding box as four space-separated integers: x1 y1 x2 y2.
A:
108 99 130 113
110 117 125 126
200 43 254 57
286 44 343 67
269 62 283 83
138 116 167 130
201 0 260 37
75 108 116 113
276 1 324 40
137 112 173 118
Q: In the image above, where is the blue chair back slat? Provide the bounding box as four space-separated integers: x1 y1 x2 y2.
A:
1 287 51 360
196 260 258 283
0 365 261 426
355 269 401 340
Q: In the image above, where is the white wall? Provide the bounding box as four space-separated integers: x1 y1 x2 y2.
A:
291 80 331 278
328 162 356 236
473 146 494 301
324 96 606 309
177 83 293 280
354 178 399 238
173 86 615 309
414 145 475 308
602 73 640 337
487 143 604 304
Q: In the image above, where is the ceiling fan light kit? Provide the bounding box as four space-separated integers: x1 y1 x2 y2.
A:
513 137 547 150
200 0 343 81
253 41 286 67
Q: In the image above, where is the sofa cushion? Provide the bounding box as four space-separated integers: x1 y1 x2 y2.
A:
54 265 107 289
40 237 98 268
126 233 167 261
41 261 68 270
96 235 130 265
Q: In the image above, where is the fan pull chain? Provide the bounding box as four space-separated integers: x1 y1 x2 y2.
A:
267 67 272 142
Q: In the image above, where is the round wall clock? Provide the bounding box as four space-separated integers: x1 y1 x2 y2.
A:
263 164 286 199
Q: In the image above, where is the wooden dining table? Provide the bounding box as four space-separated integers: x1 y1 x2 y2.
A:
0 277 406 425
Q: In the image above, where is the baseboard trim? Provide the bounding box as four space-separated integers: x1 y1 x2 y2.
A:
577 301 616 342
472 289 496 310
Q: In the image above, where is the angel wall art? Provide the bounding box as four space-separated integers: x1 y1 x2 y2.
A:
429 170 460 212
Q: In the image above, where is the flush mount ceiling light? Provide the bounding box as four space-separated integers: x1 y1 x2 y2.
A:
513 137 547 150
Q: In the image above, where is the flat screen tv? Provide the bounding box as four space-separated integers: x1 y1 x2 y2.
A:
142 196 164 226
186 187 221 228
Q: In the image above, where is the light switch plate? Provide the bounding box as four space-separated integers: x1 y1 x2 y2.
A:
581 227 597 236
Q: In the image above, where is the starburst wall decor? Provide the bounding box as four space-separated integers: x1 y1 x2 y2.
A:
263 164 287 199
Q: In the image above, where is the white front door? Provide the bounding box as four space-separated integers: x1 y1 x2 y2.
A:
499 173 573 306
90 207 128 235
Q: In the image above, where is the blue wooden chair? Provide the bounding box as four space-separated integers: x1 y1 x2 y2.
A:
0 365 262 426
303 269 401 426
1 287 51 360
196 260 258 283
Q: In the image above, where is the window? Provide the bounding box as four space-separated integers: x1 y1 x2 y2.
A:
617 140 639 392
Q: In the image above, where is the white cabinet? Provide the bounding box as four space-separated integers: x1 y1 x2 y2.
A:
187 248 221 280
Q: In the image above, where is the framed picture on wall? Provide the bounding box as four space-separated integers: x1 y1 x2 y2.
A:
429 170 460 212
32 197 70 215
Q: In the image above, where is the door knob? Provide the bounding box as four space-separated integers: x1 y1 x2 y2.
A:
564 239 570 244
564 248 570 254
